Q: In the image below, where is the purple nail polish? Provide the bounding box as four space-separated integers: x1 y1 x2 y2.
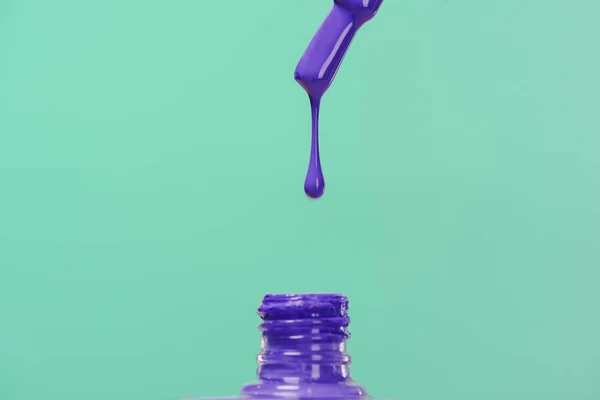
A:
186 293 388 400
295 1 385 199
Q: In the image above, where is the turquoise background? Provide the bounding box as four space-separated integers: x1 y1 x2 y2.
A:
1 1 599 399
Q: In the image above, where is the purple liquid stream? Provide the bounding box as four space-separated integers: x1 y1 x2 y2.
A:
295 0 384 199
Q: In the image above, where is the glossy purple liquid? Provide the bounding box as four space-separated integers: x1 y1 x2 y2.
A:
240 294 370 400
295 0 384 199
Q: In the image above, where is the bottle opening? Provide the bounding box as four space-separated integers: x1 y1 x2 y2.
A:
258 293 349 321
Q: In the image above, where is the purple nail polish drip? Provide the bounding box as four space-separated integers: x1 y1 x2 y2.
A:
241 294 369 399
295 0 384 199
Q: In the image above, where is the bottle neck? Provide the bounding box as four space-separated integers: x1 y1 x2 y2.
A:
240 294 368 399
257 315 352 383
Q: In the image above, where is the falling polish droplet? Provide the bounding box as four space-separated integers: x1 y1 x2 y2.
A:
304 96 325 199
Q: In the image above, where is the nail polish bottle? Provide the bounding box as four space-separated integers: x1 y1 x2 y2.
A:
185 293 390 400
